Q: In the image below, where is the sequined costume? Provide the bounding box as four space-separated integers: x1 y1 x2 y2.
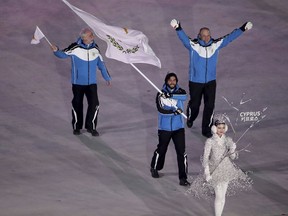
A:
186 134 252 199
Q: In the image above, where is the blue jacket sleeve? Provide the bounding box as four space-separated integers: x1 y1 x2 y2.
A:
53 49 69 59
176 29 193 51
218 28 243 49
97 59 111 81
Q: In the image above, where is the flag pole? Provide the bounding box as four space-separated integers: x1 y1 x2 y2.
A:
44 36 52 47
130 63 162 93
130 63 187 119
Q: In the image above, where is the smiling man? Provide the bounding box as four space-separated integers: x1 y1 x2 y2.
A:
170 19 253 138
150 72 190 186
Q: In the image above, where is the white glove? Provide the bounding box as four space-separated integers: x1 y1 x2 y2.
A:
205 174 212 182
229 142 238 160
245 21 253 31
170 19 179 29
204 166 212 182
229 142 236 152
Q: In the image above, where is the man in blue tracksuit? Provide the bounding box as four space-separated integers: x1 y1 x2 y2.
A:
150 72 190 186
170 19 253 138
51 28 111 136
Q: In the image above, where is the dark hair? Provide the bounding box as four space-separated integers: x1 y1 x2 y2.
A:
214 120 224 126
165 72 178 84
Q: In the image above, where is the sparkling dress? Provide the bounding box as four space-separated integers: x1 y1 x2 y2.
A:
186 134 252 199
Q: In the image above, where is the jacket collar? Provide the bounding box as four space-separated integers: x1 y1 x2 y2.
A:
162 83 179 93
197 36 213 47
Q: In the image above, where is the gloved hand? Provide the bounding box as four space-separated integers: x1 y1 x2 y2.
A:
229 142 236 152
229 142 238 160
161 92 172 99
240 21 253 31
205 174 212 182
204 166 212 182
174 108 183 115
170 19 180 29
245 22 253 30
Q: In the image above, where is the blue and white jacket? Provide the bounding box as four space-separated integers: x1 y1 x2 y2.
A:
156 84 187 131
176 27 244 83
54 38 111 85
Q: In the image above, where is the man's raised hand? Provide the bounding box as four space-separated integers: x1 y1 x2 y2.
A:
170 19 180 29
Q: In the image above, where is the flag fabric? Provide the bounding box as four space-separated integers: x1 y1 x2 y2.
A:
31 26 45 44
62 0 161 68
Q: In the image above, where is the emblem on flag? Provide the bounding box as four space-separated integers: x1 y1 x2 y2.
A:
107 35 139 54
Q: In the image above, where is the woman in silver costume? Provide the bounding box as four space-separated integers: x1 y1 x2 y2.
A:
187 114 252 216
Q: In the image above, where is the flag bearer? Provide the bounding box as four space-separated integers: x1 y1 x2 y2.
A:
150 72 190 186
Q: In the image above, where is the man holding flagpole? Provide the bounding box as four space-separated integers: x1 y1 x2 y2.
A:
150 73 190 186
51 27 111 136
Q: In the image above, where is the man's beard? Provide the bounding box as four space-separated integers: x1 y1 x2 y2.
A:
168 84 175 90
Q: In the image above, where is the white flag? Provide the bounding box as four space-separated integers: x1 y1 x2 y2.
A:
31 26 45 44
62 0 161 68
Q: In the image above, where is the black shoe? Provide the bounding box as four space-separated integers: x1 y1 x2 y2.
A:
87 129 99 136
202 132 212 138
73 129 81 135
150 168 159 178
186 120 193 128
179 179 191 186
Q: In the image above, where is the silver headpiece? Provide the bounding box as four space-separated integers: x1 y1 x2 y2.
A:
213 113 227 126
